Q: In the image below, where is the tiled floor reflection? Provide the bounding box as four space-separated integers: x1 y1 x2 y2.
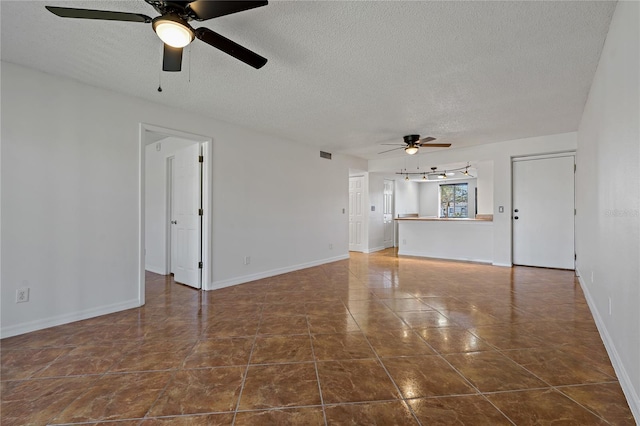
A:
1 249 635 425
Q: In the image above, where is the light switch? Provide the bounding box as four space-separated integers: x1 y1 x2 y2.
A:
498 206 504 213
371 206 375 212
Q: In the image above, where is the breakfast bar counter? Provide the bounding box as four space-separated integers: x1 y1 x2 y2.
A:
396 215 494 263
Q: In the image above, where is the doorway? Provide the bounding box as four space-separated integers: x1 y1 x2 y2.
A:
512 153 575 269
139 124 212 304
383 179 395 248
349 175 364 252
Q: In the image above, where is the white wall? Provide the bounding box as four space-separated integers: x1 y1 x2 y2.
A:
144 137 196 274
476 160 494 215
395 180 420 215
575 1 639 420
1 62 353 337
418 182 440 217
370 132 577 266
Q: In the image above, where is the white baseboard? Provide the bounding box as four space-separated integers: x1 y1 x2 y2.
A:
363 246 385 254
209 254 350 291
576 268 640 423
0 298 141 339
398 249 492 265
492 262 513 267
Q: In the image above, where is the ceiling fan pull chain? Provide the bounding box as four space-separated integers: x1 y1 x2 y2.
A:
157 44 163 92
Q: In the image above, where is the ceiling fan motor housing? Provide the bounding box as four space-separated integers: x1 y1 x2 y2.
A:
403 134 421 145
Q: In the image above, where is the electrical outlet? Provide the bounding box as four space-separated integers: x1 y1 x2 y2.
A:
402 239 407 245
243 256 251 265
16 288 29 303
329 243 333 250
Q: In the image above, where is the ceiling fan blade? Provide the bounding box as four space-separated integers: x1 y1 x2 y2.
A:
420 136 436 143
195 27 267 69
187 1 268 21
163 45 183 72
419 143 452 148
378 146 405 154
45 6 152 23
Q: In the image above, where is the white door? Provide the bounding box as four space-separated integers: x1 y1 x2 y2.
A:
349 176 364 252
512 154 575 269
172 143 202 288
383 179 394 248
168 156 177 274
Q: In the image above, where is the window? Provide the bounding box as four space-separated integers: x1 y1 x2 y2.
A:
440 183 468 218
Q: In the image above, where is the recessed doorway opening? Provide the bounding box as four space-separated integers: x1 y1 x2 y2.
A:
138 124 212 305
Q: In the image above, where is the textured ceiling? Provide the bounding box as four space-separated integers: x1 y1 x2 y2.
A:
1 1 616 160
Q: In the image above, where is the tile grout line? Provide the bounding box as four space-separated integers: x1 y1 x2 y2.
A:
343 280 424 426
398 308 519 425
552 385 615 425
45 340 146 425
230 302 264 425
426 308 615 425
306 311 329 426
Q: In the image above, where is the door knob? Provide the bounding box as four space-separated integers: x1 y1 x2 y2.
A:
514 216 519 220
514 209 519 212
171 220 177 225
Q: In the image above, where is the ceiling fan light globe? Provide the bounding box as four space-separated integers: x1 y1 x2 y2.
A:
153 18 194 48
405 146 419 155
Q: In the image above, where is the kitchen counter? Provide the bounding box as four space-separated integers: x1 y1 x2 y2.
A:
396 216 494 263
395 215 493 222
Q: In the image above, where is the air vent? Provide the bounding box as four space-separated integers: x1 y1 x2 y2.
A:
320 151 332 160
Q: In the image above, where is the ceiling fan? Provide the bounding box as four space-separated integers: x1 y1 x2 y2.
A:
45 1 268 72
378 134 451 155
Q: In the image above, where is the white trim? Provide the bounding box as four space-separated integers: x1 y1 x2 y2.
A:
398 249 492 264
364 246 386 254
492 262 513 267
210 255 349 290
511 151 576 163
577 268 640 422
510 152 576 269
201 141 212 291
0 299 140 339
165 156 174 275
138 125 146 306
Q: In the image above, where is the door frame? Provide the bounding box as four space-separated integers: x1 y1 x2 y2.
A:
166 155 175 275
511 151 576 269
383 178 395 248
138 123 213 304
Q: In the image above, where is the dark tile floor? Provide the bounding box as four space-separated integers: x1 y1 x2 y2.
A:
1 249 635 425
